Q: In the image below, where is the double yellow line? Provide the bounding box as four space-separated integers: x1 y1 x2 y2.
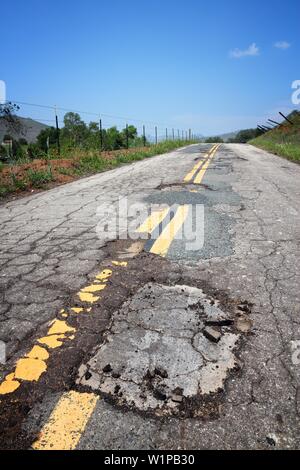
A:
136 206 189 258
184 144 220 184
26 144 222 451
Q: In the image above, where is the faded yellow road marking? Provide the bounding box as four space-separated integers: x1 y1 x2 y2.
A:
194 144 220 185
136 208 169 234
47 319 76 336
150 205 189 257
78 292 100 303
81 284 106 293
0 267 117 395
14 358 47 382
0 374 20 394
112 261 128 267
32 391 99 450
27 345 49 361
183 144 217 183
95 269 112 281
71 307 84 314
38 334 66 349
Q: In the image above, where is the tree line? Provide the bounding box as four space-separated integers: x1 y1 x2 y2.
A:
0 106 147 161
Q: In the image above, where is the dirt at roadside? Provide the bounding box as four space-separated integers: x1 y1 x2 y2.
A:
0 147 148 202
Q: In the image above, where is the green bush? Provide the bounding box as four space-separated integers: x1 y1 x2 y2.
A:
27 166 54 187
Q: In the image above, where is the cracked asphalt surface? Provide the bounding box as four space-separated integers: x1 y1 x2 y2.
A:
0 143 300 449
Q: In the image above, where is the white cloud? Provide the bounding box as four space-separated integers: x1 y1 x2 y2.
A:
229 43 260 59
274 41 291 50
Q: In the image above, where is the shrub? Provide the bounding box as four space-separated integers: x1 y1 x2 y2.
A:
27 166 54 187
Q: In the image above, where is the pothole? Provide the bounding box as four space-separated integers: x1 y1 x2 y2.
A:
156 183 214 192
77 283 250 418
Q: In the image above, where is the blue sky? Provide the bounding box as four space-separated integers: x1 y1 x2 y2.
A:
1 0 299 135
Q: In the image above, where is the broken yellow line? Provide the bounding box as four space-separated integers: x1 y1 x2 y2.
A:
150 205 189 257
32 391 99 450
0 267 118 395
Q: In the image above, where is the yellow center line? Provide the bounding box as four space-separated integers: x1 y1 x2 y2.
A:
32 391 99 450
183 144 217 183
150 205 189 257
136 208 169 234
194 144 220 185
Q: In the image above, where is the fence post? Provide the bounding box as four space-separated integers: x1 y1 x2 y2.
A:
172 128 175 141
279 112 293 125
143 125 146 146
166 128 168 141
99 118 103 151
54 106 60 155
155 126 158 144
126 123 129 149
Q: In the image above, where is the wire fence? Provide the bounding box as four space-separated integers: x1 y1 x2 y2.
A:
3 100 201 154
257 110 299 133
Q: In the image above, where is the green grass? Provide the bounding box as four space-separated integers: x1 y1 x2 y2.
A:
26 166 54 188
73 140 193 176
250 111 300 162
0 141 194 198
57 167 75 176
10 173 27 191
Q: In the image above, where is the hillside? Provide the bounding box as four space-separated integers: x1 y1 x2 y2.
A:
0 116 49 144
250 111 300 162
217 130 240 141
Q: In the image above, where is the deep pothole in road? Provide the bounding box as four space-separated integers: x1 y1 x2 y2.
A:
77 282 252 418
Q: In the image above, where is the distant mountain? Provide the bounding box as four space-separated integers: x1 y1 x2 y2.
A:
0 116 49 144
202 130 240 142
217 130 240 141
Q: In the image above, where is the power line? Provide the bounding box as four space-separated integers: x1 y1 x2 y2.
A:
7 99 189 130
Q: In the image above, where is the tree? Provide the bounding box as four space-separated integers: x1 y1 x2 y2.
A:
120 125 138 148
230 129 261 143
0 102 22 135
205 136 224 143
60 112 88 147
103 126 124 150
37 127 58 152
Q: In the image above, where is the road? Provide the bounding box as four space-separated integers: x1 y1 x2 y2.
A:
0 143 300 450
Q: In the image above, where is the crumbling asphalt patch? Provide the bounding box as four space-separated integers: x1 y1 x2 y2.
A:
77 281 252 419
0 239 252 448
